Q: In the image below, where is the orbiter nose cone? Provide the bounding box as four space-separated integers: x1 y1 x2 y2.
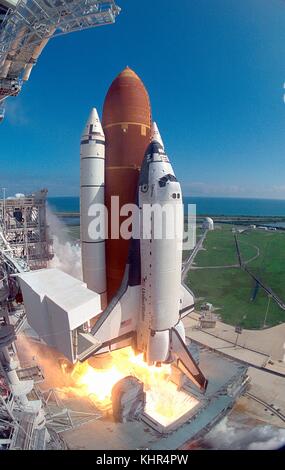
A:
151 122 164 149
82 107 104 137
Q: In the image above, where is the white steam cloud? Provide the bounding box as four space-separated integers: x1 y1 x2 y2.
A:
205 416 285 450
46 207 82 280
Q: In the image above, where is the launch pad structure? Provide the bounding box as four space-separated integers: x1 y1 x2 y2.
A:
0 322 103 450
0 0 121 120
0 189 53 448
0 189 53 270
40 343 249 450
0 190 105 450
0 188 250 449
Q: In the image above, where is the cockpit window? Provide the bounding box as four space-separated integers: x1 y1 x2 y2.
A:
158 174 177 187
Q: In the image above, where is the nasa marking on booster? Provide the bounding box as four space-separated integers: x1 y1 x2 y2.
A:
95 454 188 466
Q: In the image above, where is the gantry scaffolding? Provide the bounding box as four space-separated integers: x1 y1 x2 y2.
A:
0 189 53 270
0 314 68 450
0 313 101 450
0 0 120 112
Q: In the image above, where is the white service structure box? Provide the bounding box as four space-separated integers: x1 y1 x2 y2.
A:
17 268 102 363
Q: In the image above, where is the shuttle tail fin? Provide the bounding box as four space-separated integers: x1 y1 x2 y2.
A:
171 329 208 392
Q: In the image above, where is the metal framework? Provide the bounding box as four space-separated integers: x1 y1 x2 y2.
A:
0 189 53 270
0 356 63 449
0 382 102 449
0 0 120 109
40 388 102 433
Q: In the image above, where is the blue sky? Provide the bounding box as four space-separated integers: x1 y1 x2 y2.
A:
1 0 285 198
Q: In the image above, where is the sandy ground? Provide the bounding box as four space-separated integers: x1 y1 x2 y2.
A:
183 313 285 374
183 314 285 435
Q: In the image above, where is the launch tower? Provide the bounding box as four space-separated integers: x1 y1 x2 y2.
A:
0 189 53 270
0 0 121 121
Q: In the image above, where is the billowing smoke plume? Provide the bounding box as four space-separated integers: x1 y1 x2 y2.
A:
204 416 285 450
47 207 82 280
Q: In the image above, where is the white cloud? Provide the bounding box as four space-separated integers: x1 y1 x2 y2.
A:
205 417 285 450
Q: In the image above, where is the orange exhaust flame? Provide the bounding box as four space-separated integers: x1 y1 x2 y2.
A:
60 347 199 426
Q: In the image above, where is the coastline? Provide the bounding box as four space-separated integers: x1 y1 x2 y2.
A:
54 212 285 229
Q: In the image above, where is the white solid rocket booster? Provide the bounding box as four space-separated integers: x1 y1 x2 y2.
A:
80 108 107 307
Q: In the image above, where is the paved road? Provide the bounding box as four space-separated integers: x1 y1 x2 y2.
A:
183 313 285 377
239 240 260 265
182 230 208 281
191 264 239 269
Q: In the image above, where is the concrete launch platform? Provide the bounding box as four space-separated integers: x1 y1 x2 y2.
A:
58 344 248 450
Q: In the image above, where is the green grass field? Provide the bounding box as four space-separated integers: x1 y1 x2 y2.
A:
238 230 285 302
194 228 238 266
187 226 285 329
193 226 257 267
187 267 284 329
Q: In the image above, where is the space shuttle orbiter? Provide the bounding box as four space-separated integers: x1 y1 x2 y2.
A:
80 116 208 392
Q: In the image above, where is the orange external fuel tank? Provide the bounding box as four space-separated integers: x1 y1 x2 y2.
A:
102 67 152 301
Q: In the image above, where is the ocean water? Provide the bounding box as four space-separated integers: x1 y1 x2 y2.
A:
184 197 285 217
48 197 80 213
48 196 285 218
